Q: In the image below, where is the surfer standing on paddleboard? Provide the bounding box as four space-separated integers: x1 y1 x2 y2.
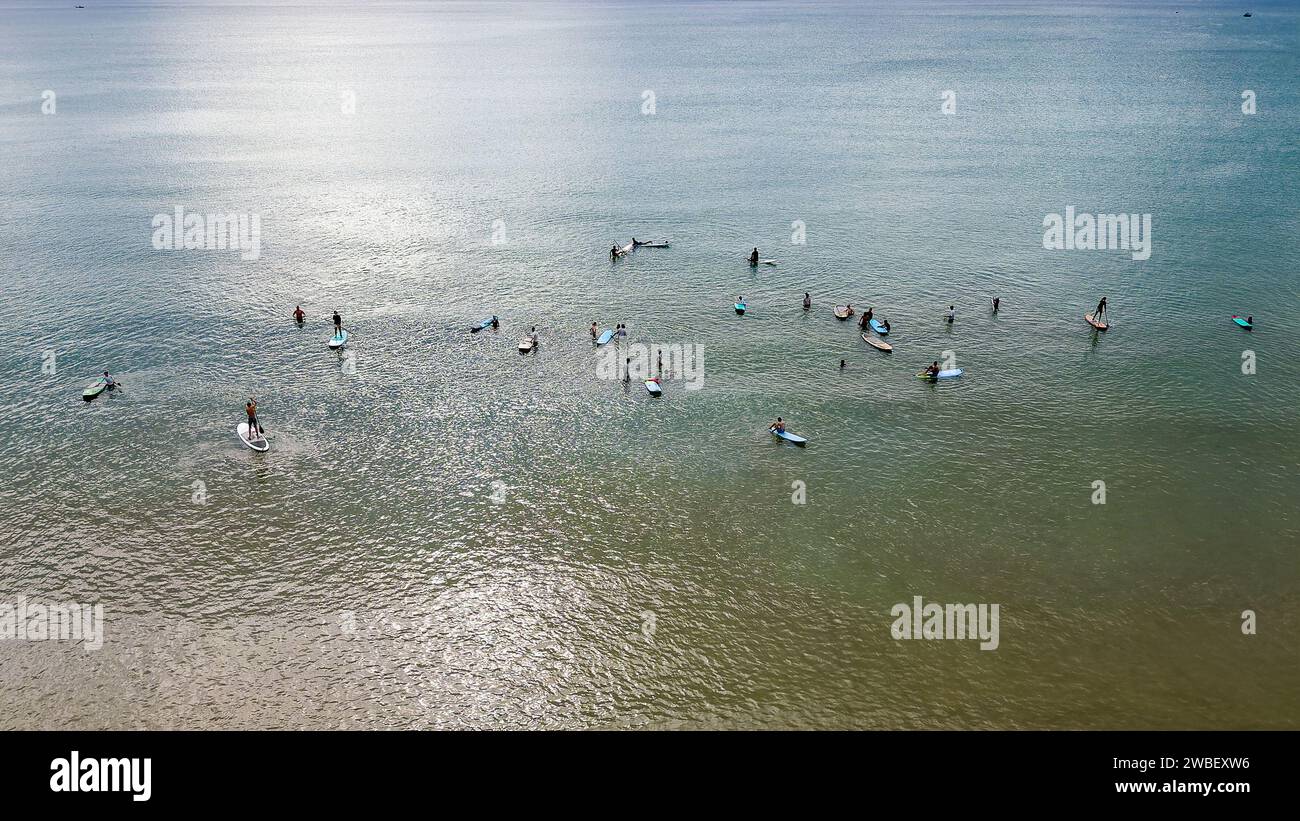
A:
245 398 260 438
332 311 342 337
293 305 305 323
1094 297 1108 321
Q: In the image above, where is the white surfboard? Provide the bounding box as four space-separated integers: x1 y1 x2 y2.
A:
237 422 269 451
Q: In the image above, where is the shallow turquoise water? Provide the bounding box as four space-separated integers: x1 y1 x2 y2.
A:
0 0 1297 728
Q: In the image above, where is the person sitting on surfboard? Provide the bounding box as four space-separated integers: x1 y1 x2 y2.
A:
245 398 260 437
772 417 786 433
803 292 811 310
749 248 759 265
925 361 940 377
1095 297 1107 320
332 311 342 336
293 305 305 323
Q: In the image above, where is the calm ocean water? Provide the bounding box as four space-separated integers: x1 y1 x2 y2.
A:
0 0 1297 728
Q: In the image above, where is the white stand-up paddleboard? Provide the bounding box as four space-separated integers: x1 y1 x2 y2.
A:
237 422 269 452
863 333 893 351
329 329 349 348
518 335 536 353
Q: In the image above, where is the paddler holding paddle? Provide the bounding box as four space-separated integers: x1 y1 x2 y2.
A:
245 398 262 438
1094 297 1108 321
332 310 343 338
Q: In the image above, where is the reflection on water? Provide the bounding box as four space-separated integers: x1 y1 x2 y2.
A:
0 0 1298 728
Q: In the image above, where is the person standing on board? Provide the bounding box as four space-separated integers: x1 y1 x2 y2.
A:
245 397 260 437
1094 297 1108 321
332 310 342 337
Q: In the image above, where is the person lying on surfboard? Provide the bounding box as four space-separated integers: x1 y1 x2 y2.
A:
293 305 305 323
771 417 786 433
749 248 759 265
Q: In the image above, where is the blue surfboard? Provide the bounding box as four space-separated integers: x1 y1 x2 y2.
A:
596 329 615 345
869 319 888 336
770 427 807 446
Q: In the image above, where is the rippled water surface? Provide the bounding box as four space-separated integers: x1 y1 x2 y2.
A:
1 0 1298 728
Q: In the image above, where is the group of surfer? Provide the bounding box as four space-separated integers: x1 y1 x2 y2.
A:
294 305 346 338
853 306 890 334
590 322 628 341
610 238 661 260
